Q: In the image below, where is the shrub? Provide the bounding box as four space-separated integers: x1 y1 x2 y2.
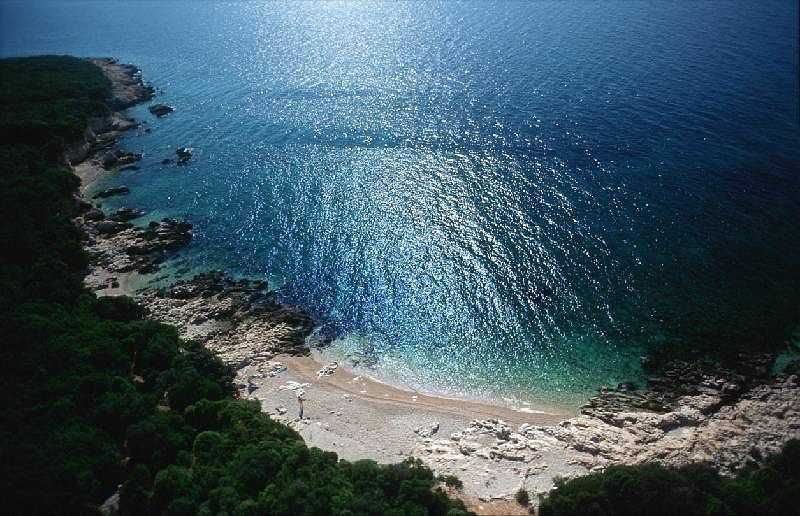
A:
438 474 464 490
538 441 800 516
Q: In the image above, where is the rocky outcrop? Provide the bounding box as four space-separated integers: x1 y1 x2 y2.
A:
65 112 140 166
82 216 193 274
89 58 155 110
75 58 316 442
134 272 314 370
65 66 147 175
413 356 800 500
100 149 142 170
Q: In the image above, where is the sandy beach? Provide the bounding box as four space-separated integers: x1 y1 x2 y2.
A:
253 353 566 461
244 354 575 513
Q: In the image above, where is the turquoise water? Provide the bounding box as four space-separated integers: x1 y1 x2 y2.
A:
2 1 798 405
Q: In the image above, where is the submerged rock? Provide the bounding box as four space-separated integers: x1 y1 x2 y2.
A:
149 103 174 117
92 186 130 199
139 218 193 251
116 151 142 166
176 147 193 165
110 207 146 222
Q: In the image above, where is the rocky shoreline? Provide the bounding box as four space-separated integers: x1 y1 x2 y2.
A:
412 354 799 501
137 272 314 367
73 58 316 361
73 58 799 513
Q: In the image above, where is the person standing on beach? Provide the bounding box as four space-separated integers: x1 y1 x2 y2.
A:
297 389 306 419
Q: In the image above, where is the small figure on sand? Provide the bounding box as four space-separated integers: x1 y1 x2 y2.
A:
297 389 306 419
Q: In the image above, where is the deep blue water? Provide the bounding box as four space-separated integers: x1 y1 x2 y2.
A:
2 1 798 405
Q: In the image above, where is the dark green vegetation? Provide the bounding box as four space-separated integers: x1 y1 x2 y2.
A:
0 56 470 515
0 56 110 156
437 474 464 491
539 440 800 516
514 488 529 507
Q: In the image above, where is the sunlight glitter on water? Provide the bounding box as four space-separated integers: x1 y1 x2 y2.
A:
5 0 797 405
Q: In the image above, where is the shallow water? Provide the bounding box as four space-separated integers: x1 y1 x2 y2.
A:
3 0 798 405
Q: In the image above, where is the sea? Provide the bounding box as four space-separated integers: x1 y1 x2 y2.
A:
2 0 798 406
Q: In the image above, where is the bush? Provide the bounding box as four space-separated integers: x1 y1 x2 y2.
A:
515 488 530 506
539 441 800 516
439 474 464 490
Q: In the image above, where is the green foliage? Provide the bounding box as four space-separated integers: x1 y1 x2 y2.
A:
515 488 529 506
539 440 800 516
0 57 110 309
0 55 470 515
0 147 87 309
0 55 110 151
438 474 464 490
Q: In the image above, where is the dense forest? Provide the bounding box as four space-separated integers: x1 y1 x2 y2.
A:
0 56 797 516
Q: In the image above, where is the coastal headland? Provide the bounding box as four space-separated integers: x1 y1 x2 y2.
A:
75 58 800 513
